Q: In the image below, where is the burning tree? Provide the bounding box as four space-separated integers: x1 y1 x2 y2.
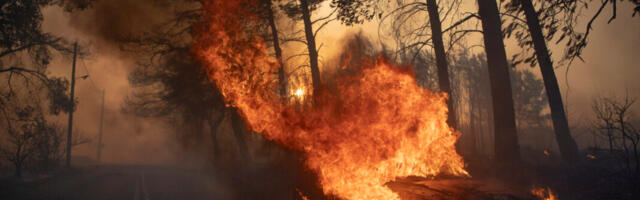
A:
122 0 253 161
193 0 467 199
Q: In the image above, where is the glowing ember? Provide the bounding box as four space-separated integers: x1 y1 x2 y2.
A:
586 154 596 159
543 150 550 157
193 0 467 199
296 188 310 200
531 187 557 200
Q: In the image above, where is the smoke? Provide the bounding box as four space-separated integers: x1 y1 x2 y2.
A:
37 0 640 174
66 0 170 46
38 1 191 165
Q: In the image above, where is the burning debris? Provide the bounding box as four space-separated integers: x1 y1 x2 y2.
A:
193 0 466 199
531 187 557 200
543 150 550 157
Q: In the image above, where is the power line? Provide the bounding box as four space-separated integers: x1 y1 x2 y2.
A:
79 58 100 91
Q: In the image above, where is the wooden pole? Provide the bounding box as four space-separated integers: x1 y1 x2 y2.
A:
65 42 78 167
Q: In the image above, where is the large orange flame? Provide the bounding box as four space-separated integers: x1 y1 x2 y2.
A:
193 1 467 199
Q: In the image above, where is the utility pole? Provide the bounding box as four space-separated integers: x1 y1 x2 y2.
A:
96 89 105 162
66 42 78 167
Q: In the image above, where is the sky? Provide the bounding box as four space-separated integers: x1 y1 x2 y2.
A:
39 1 639 163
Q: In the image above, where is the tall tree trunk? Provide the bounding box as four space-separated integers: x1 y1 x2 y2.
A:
299 0 322 95
229 108 250 161
426 0 457 131
520 0 580 163
477 0 522 169
267 0 287 95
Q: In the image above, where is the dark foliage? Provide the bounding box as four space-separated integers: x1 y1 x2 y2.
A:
503 0 640 67
331 0 383 25
279 0 324 20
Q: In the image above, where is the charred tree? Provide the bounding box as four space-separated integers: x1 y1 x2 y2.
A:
477 0 522 169
519 0 579 163
426 0 457 130
299 0 322 95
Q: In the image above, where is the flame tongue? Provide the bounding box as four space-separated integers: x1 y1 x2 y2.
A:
194 1 467 199
532 187 557 200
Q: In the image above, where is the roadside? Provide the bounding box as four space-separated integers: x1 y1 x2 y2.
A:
0 164 229 200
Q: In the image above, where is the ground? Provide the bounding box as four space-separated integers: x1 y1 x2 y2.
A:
0 150 638 200
0 165 232 200
0 164 535 200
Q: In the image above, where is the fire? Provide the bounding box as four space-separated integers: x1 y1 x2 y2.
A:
296 188 310 200
292 87 306 102
193 0 467 199
294 88 304 98
531 187 557 200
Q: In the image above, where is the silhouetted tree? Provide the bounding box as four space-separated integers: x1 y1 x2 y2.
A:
503 0 639 66
592 95 640 177
503 0 581 163
0 0 80 115
0 0 91 176
501 0 640 163
0 104 42 177
280 0 327 96
425 0 456 130
0 84 70 177
121 2 244 160
477 0 522 172
258 0 287 95
560 0 639 63
593 97 617 153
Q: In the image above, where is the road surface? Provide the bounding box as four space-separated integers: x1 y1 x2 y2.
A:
0 165 233 200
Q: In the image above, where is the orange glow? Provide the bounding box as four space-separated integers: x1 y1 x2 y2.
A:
296 188 310 200
193 0 467 199
587 154 596 159
294 88 304 97
532 187 557 200
543 150 550 156
292 87 306 103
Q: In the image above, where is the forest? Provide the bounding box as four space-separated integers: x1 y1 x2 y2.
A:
1 0 639 199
